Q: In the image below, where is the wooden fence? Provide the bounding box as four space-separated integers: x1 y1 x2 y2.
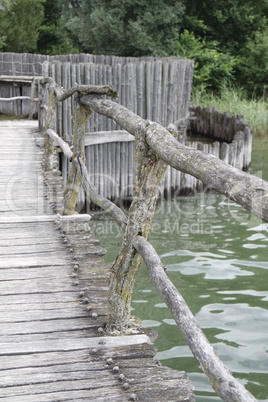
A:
38 56 194 210
0 52 252 209
188 106 252 171
0 75 40 116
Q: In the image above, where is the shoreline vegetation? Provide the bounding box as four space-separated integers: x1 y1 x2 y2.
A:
193 86 268 139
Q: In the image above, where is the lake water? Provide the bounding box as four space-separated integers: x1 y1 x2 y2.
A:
92 136 268 401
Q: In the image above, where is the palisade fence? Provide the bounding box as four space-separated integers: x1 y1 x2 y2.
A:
0 53 252 210
38 55 194 211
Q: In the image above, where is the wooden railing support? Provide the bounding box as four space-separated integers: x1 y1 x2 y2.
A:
29 77 38 120
42 80 57 171
107 123 177 330
63 94 91 215
46 128 127 227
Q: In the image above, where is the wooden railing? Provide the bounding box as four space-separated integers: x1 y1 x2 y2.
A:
37 72 268 402
0 53 264 401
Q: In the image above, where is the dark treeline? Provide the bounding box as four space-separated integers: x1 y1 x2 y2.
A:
0 0 267 97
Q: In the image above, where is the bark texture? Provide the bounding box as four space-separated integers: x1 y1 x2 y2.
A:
63 94 91 215
107 123 169 331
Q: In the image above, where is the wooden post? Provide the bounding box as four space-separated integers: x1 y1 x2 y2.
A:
29 77 38 120
107 124 178 331
63 93 91 215
43 85 57 171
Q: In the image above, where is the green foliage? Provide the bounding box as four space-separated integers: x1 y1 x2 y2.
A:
183 0 268 53
182 0 268 97
177 30 237 92
37 0 61 54
0 0 44 53
239 29 268 98
62 0 185 57
0 35 5 52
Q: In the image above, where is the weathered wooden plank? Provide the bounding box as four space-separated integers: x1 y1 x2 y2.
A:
0 215 57 224
0 378 119 399
0 292 80 305
0 318 105 337
0 386 127 402
0 334 151 355
0 363 118 388
0 307 93 323
0 254 69 269
85 130 134 146
0 265 74 280
0 327 107 344
0 75 42 83
1 343 155 369
0 301 86 312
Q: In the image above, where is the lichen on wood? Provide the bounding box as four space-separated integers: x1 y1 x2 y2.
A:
107 122 174 331
63 93 91 215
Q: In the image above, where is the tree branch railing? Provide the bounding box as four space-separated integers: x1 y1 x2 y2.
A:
39 77 266 402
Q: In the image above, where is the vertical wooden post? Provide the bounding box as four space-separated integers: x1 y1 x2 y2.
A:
29 77 37 120
63 94 91 215
107 123 174 331
44 85 57 171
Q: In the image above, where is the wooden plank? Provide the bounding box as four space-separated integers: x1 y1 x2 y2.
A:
0 335 151 355
85 130 134 146
0 307 93 323
0 75 41 83
0 215 57 223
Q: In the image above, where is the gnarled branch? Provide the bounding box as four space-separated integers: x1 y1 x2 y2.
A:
40 77 118 102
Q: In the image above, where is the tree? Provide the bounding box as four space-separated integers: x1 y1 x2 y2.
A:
182 0 268 54
61 0 185 56
181 0 268 95
177 30 237 91
37 0 62 54
0 0 44 53
37 0 79 55
240 28 268 97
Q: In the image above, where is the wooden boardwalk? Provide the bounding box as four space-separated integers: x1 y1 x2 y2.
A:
0 120 194 401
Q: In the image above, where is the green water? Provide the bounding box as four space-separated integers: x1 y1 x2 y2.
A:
92 137 268 401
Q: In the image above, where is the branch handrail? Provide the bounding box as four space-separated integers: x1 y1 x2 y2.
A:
39 76 265 402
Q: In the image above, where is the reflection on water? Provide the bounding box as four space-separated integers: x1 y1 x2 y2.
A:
92 137 268 401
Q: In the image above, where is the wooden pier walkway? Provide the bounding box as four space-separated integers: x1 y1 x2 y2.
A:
0 120 194 401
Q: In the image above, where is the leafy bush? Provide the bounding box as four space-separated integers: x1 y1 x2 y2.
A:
239 29 268 98
177 30 237 92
